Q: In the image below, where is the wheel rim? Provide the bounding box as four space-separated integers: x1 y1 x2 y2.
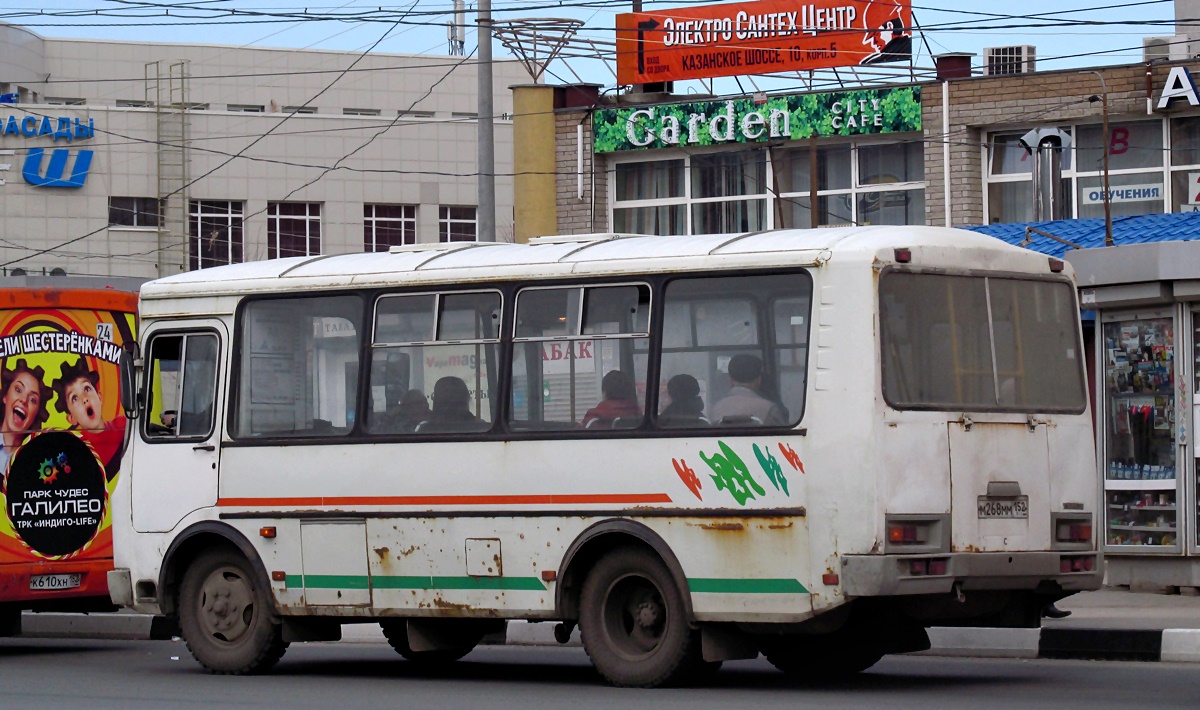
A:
196 565 257 645
601 572 669 660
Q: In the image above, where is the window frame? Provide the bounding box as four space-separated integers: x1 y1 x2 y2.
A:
367 289 504 435
439 205 478 242
984 119 1174 224
189 199 244 271
267 201 322 259
140 329 222 444
878 267 1087 414
364 204 417 252
222 269 817 447
228 291 366 441
610 138 926 235
109 196 161 228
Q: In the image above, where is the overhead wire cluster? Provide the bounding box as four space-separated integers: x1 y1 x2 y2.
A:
0 0 1189 268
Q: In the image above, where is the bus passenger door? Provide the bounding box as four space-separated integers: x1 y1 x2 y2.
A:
132 324 226 533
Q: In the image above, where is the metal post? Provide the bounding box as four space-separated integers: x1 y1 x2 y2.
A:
477 0 496 242
1082 71 1113 247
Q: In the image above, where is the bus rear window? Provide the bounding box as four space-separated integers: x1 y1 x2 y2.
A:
880 272 1085 412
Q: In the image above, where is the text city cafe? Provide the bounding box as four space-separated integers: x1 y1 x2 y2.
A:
624 98 887 147
661 4 860 47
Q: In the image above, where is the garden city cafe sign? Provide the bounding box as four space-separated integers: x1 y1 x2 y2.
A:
592 85 921 153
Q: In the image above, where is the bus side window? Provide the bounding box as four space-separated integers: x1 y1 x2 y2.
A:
510 284 649 431
233 295 363 438
145 332 218 439
655 274 812 430
367 290 500 435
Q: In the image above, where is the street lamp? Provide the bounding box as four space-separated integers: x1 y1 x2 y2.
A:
1082 70 1113 247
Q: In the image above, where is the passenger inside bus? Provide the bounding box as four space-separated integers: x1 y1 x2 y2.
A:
709 354 786 426
416 376 489 433
658 373 708 427
581 370 641 429
377 389 431 434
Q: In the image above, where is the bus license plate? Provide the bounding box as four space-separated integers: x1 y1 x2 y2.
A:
29 573 81 591
977 496 1029 519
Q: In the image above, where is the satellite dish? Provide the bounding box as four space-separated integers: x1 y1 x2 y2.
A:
49 267 67 276
10 268 26 276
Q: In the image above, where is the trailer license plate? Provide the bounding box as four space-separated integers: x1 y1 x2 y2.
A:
29 573 81 591
977 496 1029 519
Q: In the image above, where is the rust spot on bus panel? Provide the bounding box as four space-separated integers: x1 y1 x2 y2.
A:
374 547 390 559
767 521 794 530
493 554 503 575
433 598 471 611
699 522 745 531
398 545 417 557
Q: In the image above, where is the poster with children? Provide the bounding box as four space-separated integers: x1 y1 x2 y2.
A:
0 292 137 563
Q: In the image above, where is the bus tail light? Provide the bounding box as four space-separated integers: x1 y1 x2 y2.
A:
888 523 925 544
1054 513 1093 544
908 557 949 576
884 515 948 554
1060 555 1096 573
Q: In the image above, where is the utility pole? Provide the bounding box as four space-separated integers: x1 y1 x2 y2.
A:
1083 70 1113 247
477 0 496 242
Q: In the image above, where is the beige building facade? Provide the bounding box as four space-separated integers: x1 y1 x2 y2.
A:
0 23 528 278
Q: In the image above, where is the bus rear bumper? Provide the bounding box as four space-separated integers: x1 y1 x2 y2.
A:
840 552 1103 597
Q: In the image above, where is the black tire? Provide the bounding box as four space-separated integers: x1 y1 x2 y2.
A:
579 547 704 688
763 639 882 681
0 605 21 637
177 549 287 674
379 620 477 664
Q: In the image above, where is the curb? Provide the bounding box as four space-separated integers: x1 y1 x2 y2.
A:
13 613 1200 662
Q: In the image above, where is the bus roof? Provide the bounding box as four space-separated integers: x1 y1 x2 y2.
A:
140 227 1040 300
0 287 138 311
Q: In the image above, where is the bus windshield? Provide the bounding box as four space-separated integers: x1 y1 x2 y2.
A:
880 272 1086 413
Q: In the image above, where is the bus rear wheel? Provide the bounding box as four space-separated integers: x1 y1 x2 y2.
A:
579 547 703 688
178 549 287 674
379 620 479 664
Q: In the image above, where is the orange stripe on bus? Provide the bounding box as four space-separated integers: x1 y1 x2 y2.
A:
217 493 673 507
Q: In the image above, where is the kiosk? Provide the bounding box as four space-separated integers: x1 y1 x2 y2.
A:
1069 242 1200 590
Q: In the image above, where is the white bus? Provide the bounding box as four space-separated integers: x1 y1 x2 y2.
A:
109 227 1100 687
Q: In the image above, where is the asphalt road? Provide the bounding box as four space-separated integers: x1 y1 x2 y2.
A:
2 638 1199 709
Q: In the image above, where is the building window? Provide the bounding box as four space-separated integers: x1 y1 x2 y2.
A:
109 197 161 228
986 121 1167 224
439 206 477 242
365 204 416 251
344 108 381 116
189 200 244 270
400 110 436 119
1170 116 1200 213
45 97 85 106
268 202 322 259
228 104 264 113
283 106 316 114
611 140 925 235
116 99 153 108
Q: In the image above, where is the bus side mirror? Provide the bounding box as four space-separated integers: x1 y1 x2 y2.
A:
119 345 140 420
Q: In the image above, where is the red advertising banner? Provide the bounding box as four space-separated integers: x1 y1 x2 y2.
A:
616 0 912 85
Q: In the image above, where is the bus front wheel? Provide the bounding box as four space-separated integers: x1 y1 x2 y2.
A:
579 547 703 688
178 549 288 674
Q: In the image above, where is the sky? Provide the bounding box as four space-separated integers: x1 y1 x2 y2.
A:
0 0 1181 95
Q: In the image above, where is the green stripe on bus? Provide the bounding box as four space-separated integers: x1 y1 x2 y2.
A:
687 578 809 594
378 576 547 591
289 575 546 591
297 574 371 590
